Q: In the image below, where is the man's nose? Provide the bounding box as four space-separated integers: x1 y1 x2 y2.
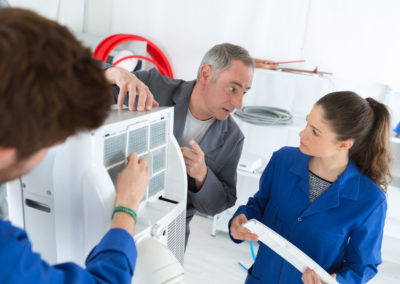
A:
231 94 243 109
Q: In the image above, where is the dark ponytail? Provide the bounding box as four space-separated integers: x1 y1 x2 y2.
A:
316 91 392 193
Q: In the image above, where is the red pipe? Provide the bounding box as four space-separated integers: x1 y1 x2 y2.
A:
112 55 168 76
94 34 173 78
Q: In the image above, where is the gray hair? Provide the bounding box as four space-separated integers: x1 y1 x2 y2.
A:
197 43 254 80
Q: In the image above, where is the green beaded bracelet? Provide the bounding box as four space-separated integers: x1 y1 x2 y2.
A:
112 206 137 224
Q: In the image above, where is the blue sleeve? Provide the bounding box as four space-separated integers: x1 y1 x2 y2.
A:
0 221 136 284
228 150 278 243
335 199 387 284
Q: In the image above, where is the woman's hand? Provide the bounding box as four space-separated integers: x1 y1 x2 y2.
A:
230 214 258 242
301 267 337 284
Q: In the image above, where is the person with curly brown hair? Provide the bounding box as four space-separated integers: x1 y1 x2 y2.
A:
0 8 148 283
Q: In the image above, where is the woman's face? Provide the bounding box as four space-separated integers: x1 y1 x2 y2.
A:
299 105 349 158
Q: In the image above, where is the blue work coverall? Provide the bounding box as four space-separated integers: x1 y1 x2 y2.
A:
229 147 387 284
0 220 137 283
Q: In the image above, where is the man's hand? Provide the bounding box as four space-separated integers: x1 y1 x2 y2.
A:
114 152 149 212
301 267 337 284
230 214 258 242
181 140 207 188
104 66 159 111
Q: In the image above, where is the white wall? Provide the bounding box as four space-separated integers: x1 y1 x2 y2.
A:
108 0 310 80
9 0 400 88
9 0 400 169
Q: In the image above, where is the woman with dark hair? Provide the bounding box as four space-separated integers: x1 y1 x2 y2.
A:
229 91 392 284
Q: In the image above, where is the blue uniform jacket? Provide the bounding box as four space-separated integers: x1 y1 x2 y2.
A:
229 147 387 284
0 220 137 284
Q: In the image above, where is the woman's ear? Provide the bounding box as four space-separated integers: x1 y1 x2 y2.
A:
338 139 354 151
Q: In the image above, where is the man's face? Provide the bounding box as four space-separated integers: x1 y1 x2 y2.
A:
202 60 253 120
0 148 49 183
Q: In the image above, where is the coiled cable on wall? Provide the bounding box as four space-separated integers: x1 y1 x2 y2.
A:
234 106 293 126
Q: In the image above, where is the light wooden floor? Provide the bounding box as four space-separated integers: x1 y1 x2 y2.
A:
184 215 400 284
185 215 255 284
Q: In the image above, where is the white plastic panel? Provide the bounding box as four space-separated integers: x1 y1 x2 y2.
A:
23 192 57 264
243 219 338 284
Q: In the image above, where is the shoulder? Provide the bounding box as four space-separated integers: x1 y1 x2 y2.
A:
358 172 387 204
0 220 30 251
0 219 25 237
136 69 192 103
144 68 186 87
273 146 304 160
266 147 308 172
342 161 387 214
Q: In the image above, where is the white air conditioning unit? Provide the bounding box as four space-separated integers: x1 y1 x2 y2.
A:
6 106 187 283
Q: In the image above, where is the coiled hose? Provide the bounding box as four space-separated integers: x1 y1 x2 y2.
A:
234 106 292 126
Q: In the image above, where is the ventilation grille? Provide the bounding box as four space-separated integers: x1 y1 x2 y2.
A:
107 163 125 186
103 133 126 167
150 120 166 149
104 119 168 200
167 210 186 265
148 172 165 197
152 148 166 173
128 126 147 155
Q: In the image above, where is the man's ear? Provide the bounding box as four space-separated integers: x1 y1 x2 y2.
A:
198 64 213 84
338 139 353 151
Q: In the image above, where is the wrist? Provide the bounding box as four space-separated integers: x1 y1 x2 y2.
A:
114 201 140 212
194 168 207 188
111 212 135 237
112 206 137 224
104 67 117 84
199 167 208 182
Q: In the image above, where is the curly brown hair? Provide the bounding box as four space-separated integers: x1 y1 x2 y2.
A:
0 8 112 159
317 91 392 193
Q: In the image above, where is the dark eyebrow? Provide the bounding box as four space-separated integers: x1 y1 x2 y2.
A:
306 115 321 133
230 81 251 90
311 125 321 133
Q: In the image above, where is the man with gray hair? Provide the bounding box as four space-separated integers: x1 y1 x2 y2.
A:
105 43 254 247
